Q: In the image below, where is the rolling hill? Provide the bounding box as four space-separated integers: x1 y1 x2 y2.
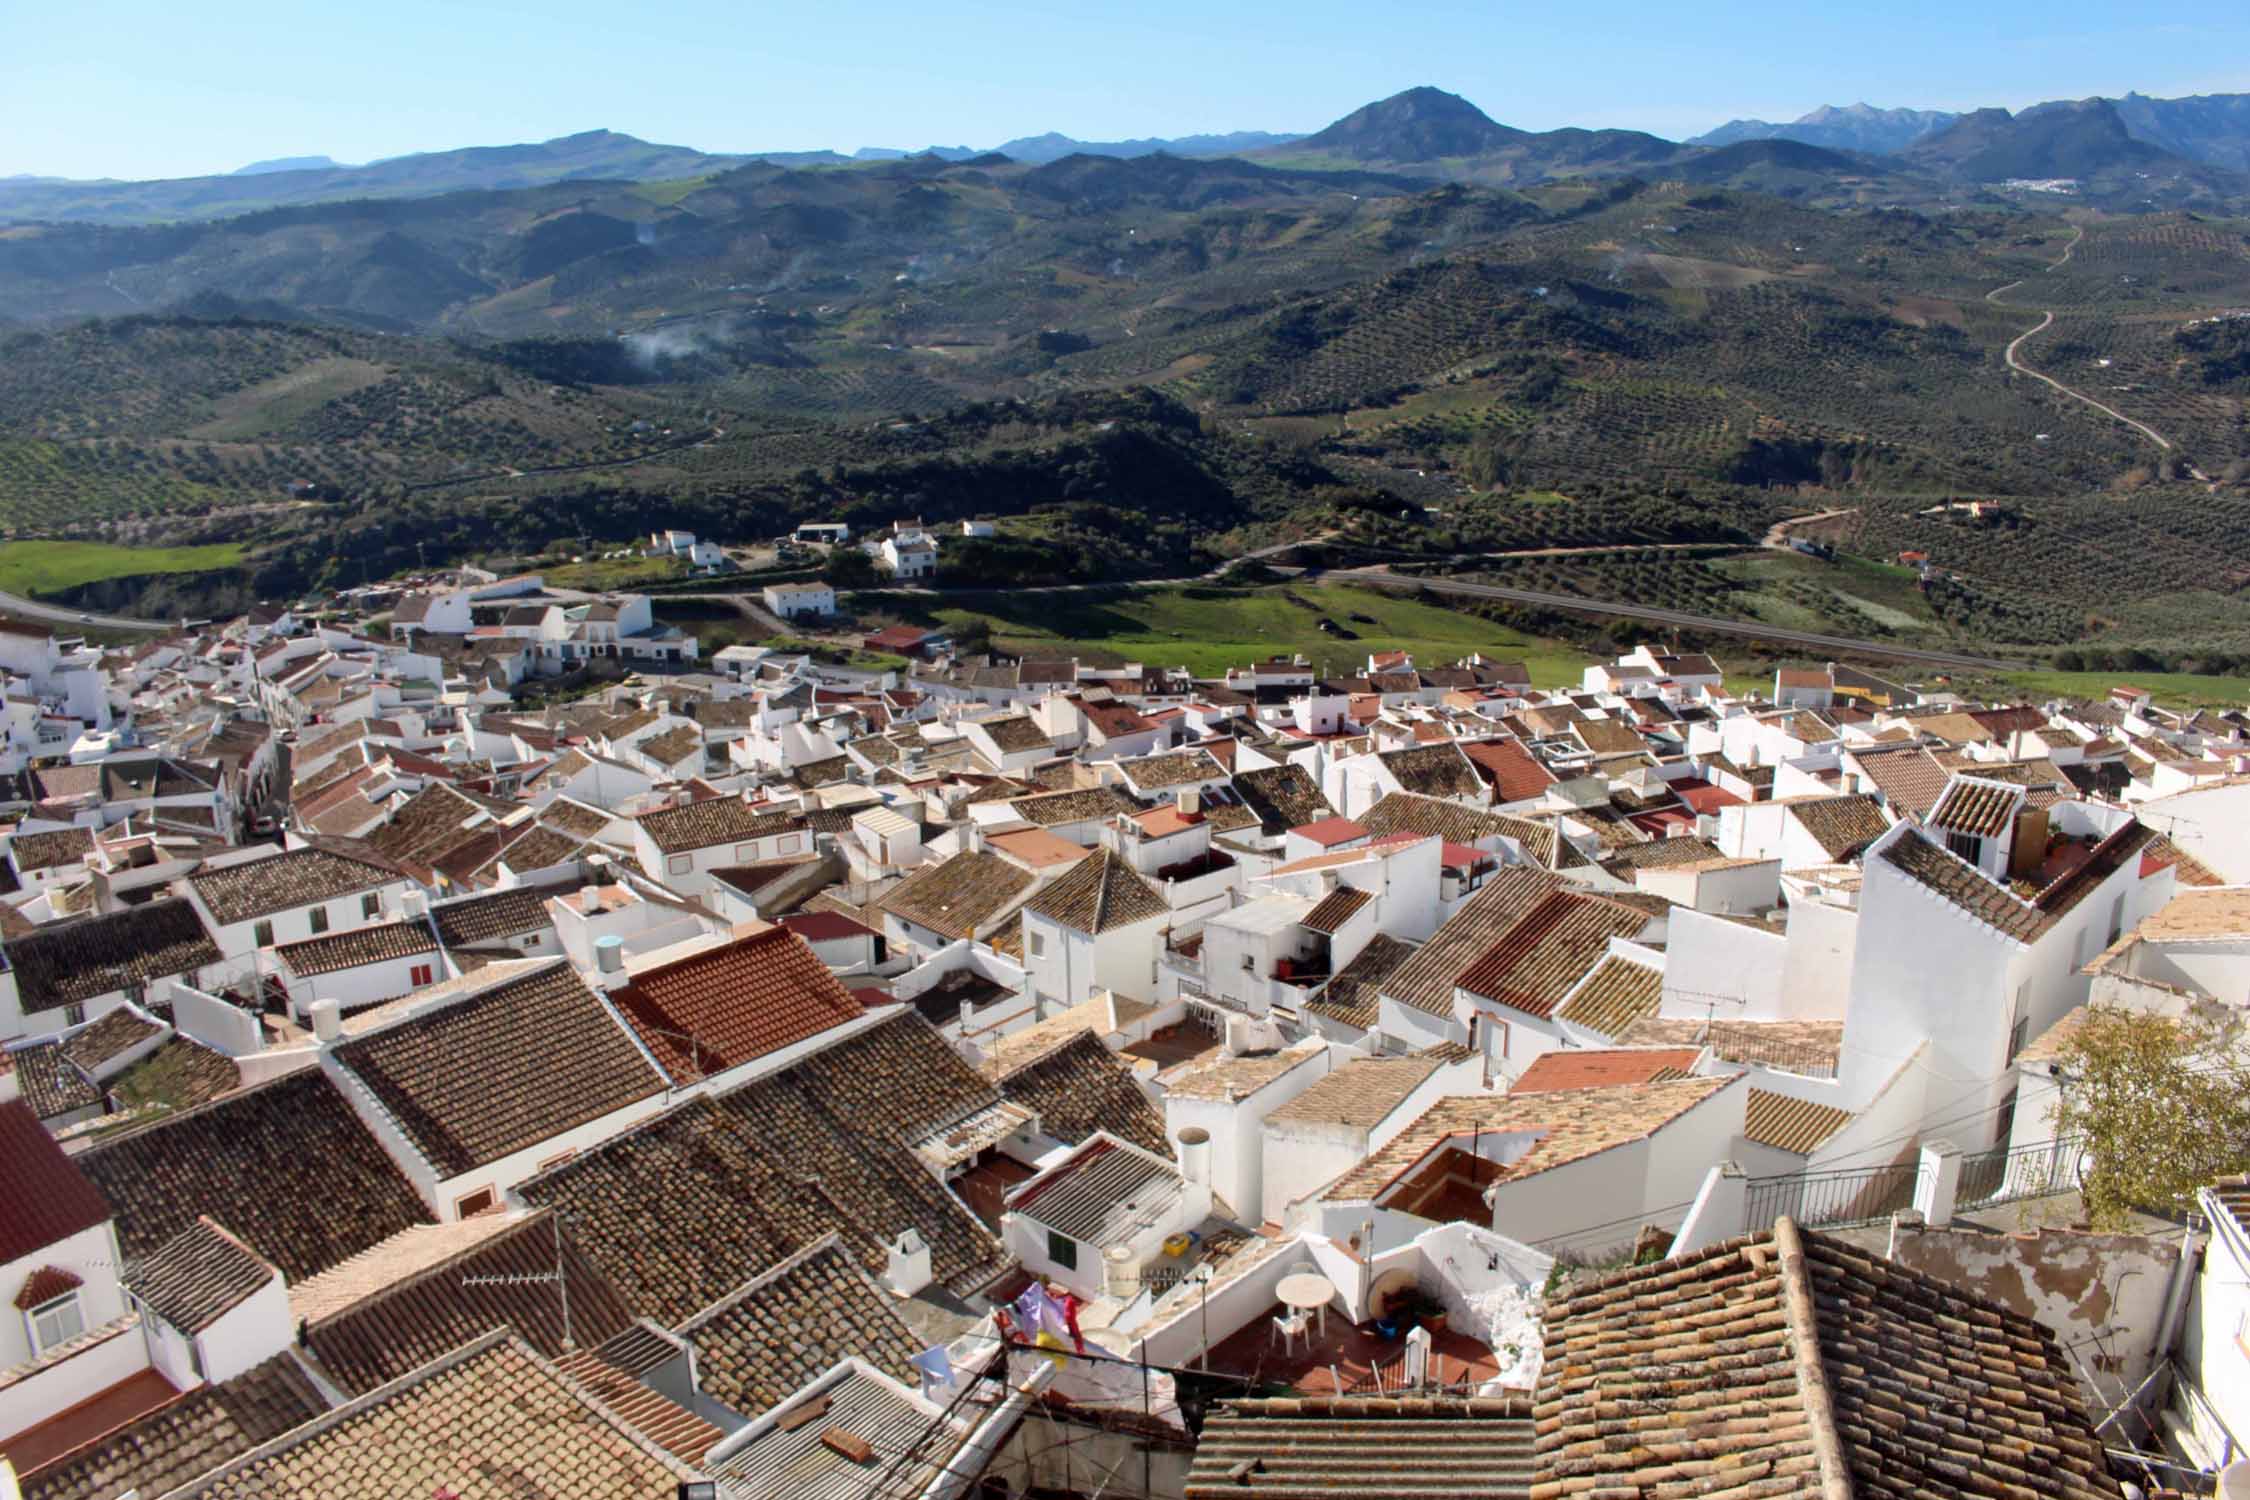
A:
1692 104 1960 154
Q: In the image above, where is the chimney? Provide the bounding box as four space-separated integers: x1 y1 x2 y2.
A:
1176 1125 1211 1187
595 934 626 975
310 999 341 1044
1177 787 1200 817
965 821 985 854
882 1229 932 1297
1103 1243 1139 1300
400 888 428 919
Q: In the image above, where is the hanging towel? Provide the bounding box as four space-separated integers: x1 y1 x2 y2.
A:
1059 1292 1087 1354
910 1345 954 1396
1014 1285 1047 1341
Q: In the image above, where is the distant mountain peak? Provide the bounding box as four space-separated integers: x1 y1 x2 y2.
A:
231 154 340 177
1690 103 1958 154
1297 86 1521 161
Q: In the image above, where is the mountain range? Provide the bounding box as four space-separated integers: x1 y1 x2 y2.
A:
4 84 2250 233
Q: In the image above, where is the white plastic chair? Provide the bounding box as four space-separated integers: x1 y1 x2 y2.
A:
1272 1310 1310 1354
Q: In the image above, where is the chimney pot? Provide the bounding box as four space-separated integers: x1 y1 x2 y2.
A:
310 999 341 1044
595 934 625 974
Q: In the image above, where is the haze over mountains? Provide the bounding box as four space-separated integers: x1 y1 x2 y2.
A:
3 81 2249 239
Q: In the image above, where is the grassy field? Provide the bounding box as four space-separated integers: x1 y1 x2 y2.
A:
0 539 248 597
542 555 688 591
1985 668 2250 711
881 583 1595 686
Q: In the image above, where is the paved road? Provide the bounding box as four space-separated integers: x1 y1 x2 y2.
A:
1988 226 2191 459
0 587 173 633
1317 568 2024 670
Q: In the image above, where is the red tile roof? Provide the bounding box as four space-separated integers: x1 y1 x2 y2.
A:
1462 737 1557 803
611 927 865 1085
0 1099 112 1264
1294 816 1368 848
779 910 876 943
1510 1048 1700 1094
13 1263 84 1310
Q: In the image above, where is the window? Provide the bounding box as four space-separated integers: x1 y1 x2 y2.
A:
736 843 759 864
410 963 435 987
362 892 383 920
1046 1230 1078 1271
64 1002 86 1028
667 854 691 876
308 906 330 936
253 919 275 948
1029 931 1046 959
2107 894 2127 946
27 1292 83 1354
1944 830 1982 864
454 1187 499 1218
777 833 801 855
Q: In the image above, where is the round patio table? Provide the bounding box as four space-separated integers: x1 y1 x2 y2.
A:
1276 1271 1338 1337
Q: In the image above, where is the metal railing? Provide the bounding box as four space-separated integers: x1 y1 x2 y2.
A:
1958 1135 2082 1210
1745 1157 1925 1231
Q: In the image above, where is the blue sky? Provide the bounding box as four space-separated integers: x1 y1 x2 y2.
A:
8 0 2248 179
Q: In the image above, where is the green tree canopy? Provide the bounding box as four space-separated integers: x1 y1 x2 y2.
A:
2053 1006 2250 1229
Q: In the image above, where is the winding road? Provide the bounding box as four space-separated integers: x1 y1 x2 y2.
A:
1988 227 2187 457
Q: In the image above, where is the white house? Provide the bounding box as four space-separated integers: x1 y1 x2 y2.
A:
629 797 813 900
1021 849 1170 1010
999 1132 1212 1301
762 582 837 621
182 844 420 979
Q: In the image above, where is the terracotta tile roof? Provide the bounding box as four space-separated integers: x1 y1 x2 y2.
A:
1930 776 2024 838
1555 955 1664 1037
1510 1047 1700 1093
4 898 222 1015
272 918 436 977
1616 1017 1845 1072
1000 1030 1172 1156
1381 866 1567 1017
1023 847 1168 934
1361 791 1557 865
0 1100 111 1262
127 1218 277 1335
58 1006 161 1072
520 1013 1004 1321
1306 933 1418 1030
1323 1078 1735 1203
1377 743 1484 800
335 960 664 1176
1186 1395 1533 1500
166 1332 696 1497
1008 784 1140 828
1301 885 1374 935
611 927 864 1085
1457 893 1651 1020
365 783 502 867
17 1354 327 1500
1535 1223 2118 1500
1743 1087 1855 1155
1462 736 1557 803
301 1212 636 1397
1231 764 1336 833
1786 793 1891 861
1878 821 2156 945
10 1040 98 1121
635 796 805 855
1850 742 1952 816
427 885 554 947
80 1068 431 1281
110 1037 240 1114
188 848 399 926
2144 833 2224 888
1266 1052 1448 1130
1118 749 1225 790
10 826 93 873
881 849 1035 941
12 1263 82 1312
970 714 1052 753
548 1339 721 1464
1163 1038 1328 1103
1599 835 1723 877
679 1234 923 1420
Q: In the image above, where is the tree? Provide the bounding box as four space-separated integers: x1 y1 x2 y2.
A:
2052 1006 2250 1229
822 547 880 588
